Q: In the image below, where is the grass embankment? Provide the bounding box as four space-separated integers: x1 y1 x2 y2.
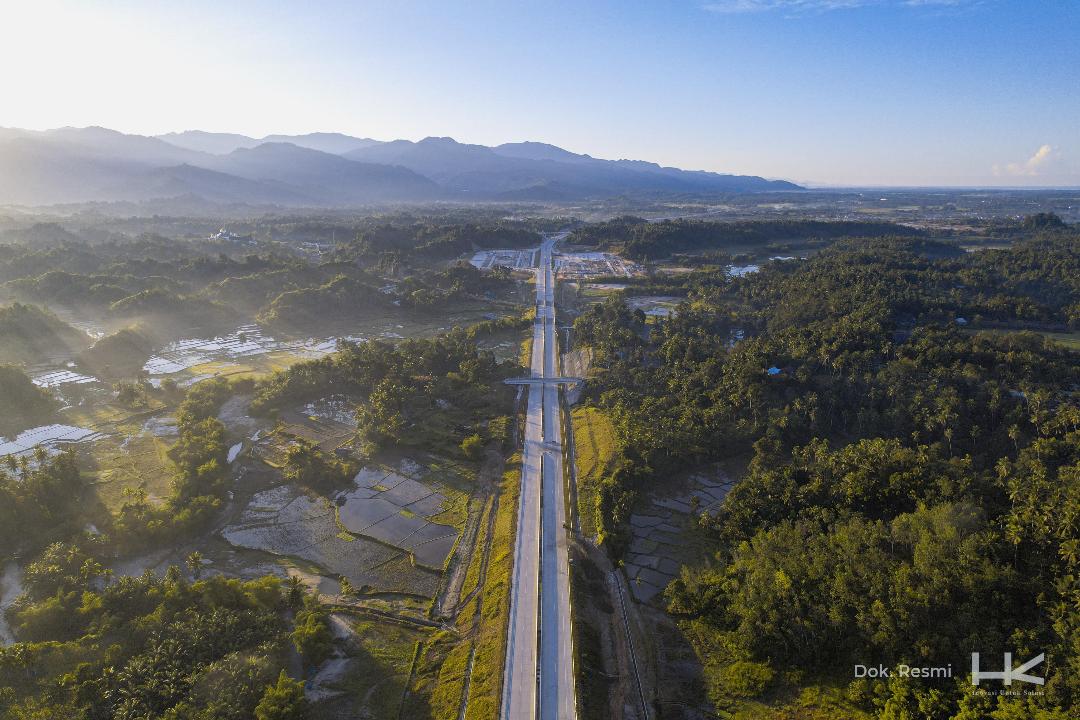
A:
459 497 494 602
570 406 619 539
427 632 472 719
418 456 518 720
462 453 519 719
519 333 534 367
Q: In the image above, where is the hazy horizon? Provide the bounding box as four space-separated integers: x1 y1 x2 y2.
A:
4 1 1080 187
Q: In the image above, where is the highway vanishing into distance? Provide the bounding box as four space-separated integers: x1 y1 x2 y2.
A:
502 233 577 720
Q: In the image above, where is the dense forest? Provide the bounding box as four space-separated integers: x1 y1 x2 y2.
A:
573 229 1079 717
0 218 533 343
251 327 519 456
0 371 329 719
1 568 318 720
567 217 924 260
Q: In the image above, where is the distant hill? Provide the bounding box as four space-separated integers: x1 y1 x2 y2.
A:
78 325 156 379
0 125 802 207
0 129 437 206
260 132 382 155
0 222 84 246
160 130 380 156
0 365 56 437
201 143 440 203
0 303 90 366
157 130 263 155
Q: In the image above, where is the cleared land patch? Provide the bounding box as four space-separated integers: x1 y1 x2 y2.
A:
570 406 619 539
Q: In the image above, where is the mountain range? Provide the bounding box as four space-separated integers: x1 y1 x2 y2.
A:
0 126 801 207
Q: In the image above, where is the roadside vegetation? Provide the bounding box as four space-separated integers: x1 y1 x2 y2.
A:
462 454 521 720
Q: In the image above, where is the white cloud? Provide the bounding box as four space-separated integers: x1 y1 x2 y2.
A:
703 0 970 13
994 144 1056 177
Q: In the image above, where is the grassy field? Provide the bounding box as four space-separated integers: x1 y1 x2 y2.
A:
337 619 427 718
423 494 495 718
1035 330 1080 350
519 335 533 367
425 632 472 719
964 327 1080 351
460 496 494 601
84 431 174 510
570 406 619 539
60 393 166 429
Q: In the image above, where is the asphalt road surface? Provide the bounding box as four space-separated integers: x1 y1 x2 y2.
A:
501 234 576 720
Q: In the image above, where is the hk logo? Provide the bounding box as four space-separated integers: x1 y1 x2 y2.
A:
971 653 1045 686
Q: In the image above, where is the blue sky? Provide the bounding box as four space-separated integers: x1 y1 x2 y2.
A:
4 0 1078 186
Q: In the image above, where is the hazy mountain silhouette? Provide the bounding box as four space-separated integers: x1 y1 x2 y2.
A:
160 130 380 156
0 126 800 207
345 136 799 195
200 143 439 203
157 130 262 155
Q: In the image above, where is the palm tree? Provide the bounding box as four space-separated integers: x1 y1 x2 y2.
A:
185 551 204 580
286 576 306 609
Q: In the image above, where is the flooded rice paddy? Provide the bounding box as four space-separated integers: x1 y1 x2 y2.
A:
142 324 292 375
336 467 458 569
728 264 760 277
301 396 357 426
222 485 430 594
221 461 455 597
32 369 98 388
0 423 105 459
624 473 734 603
